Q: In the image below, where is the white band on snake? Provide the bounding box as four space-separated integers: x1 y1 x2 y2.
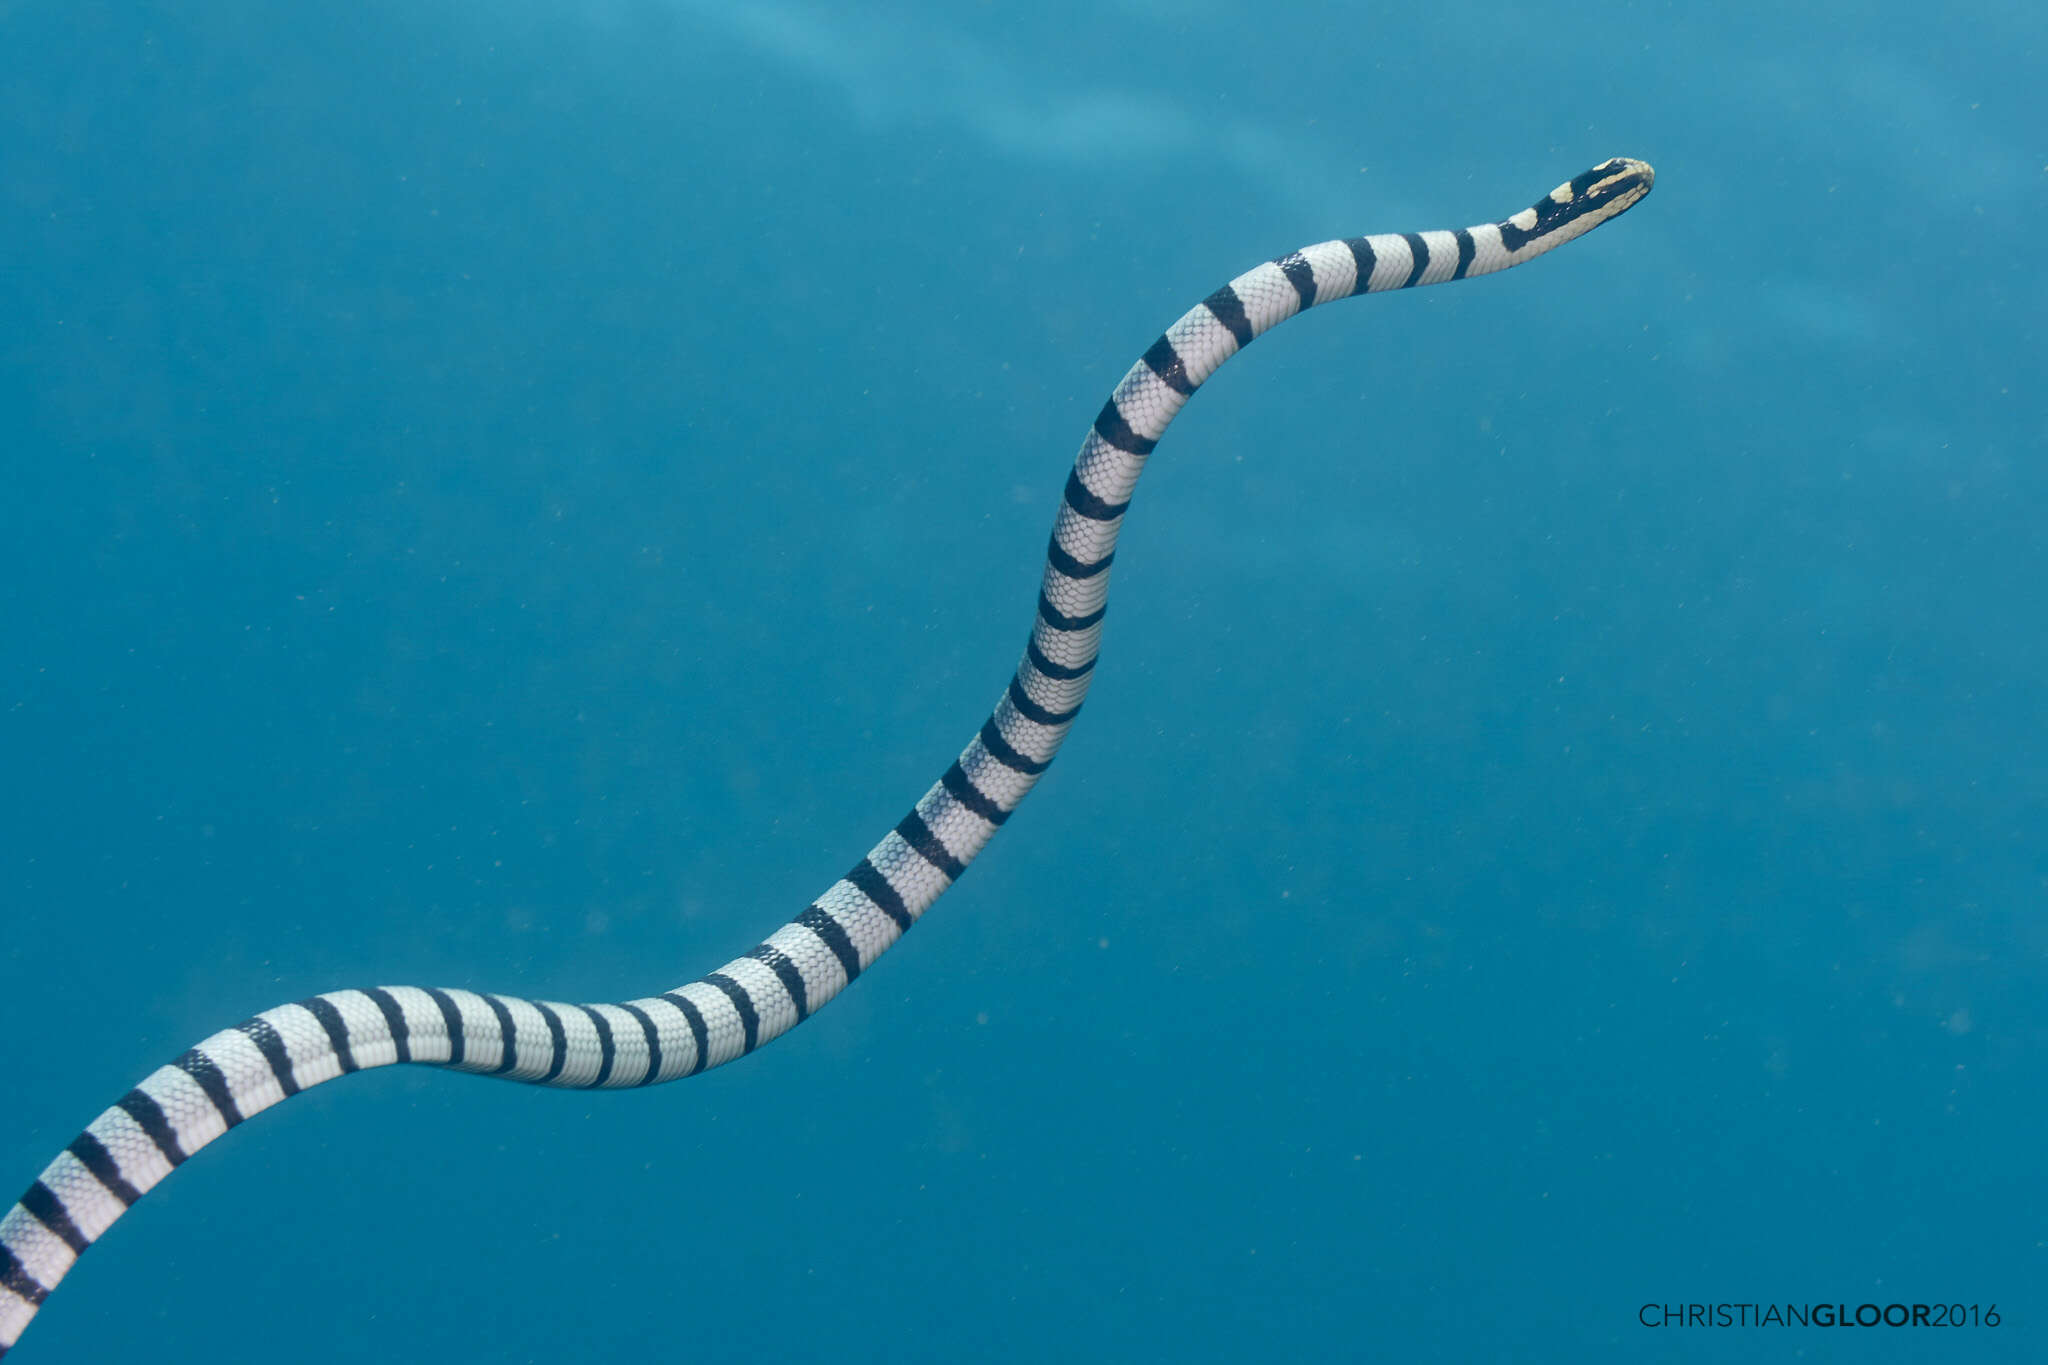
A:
0 158 1654 1355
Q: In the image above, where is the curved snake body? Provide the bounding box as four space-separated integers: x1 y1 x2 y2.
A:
0 158 1654 1354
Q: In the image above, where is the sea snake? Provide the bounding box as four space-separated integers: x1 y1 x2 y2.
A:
0 157 1654 1355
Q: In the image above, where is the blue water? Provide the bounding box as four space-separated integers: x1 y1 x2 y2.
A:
3 2 2041 1360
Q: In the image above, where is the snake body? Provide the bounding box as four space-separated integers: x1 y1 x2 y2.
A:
0 158 1653 1354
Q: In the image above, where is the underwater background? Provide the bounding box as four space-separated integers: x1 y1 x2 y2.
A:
2 1 2041 1360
